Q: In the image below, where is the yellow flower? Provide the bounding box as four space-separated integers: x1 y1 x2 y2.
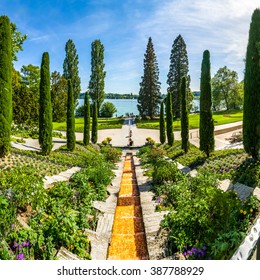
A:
243 210 247 215
250 208 253 212
240 209 243 213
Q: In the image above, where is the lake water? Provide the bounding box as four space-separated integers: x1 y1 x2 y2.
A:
78 98 139 116
77 98 200 116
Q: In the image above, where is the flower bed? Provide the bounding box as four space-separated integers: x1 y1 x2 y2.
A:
137 144 260 260
0 144 121 260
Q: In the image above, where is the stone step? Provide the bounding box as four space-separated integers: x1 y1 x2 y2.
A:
57 246 82 260
233 182 253 201
96 213 114 237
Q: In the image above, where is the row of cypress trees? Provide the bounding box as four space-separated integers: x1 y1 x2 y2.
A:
0 15 99 157
159 49 214 157
160 8 260 158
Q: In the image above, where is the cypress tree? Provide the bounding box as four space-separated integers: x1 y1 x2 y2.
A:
39 52 53 155
63 39 81 105
199 50 214 157
67 79 75 151
89 40 106 114
181 76 189 153
83 92 91 145
137 37 161 118
0 16 12 157
91 101 98 144
243 9 260 159
166 91 174 146
167 34 192 118
159 101 166 144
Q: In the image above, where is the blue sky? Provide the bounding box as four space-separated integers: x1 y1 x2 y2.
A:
1 0 259 94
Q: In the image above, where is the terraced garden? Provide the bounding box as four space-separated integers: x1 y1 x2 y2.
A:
137 142 260 259
0 144 122 260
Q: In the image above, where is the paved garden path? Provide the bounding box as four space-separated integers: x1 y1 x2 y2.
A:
107 153 149 260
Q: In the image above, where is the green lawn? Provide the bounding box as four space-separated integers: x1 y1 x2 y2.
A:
53 117 124 132
136 109 243 130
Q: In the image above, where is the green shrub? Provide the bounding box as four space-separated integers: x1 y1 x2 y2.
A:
100 145 122 163
160 170 259 259
152 159 182 185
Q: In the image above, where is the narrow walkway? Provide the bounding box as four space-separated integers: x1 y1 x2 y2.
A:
107 153 149 260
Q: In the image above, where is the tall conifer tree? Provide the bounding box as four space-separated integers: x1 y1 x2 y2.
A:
67 79 75 151
181 76 189 153
243 9 260 159
91 101 98 144
167 34 192 118
63 39 81 105
137 37 161 118
83 93 91 145
39 52 53 155
0 16 12 157
199 50 214 157
89 40 106 115
166 91 174 146
159 101 166 144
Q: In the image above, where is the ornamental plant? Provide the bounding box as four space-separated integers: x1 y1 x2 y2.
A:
66 79 76 151
0 16 12 157
243 9 260 159
39 52 53 155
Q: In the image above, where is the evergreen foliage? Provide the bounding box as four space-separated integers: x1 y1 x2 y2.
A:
91 101 98 144
100 102 117 117
83 93 91 145
199 50 214 157
67 80 75 151
159 101 166 144
0 16 12 156
39 52 53 155
181 76 189 153
89 40 106 114
243 9 260 159
137 37 161 118
167 34 192 118
166 91 174 146
0 115 11 157
63 39 81 105
51 71 68 122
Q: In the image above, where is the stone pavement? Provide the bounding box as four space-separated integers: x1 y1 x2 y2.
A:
43 167 81 189
11 119 244 151
85 157 124 260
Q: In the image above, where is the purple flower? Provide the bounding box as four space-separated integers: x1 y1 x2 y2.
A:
183 252 187 257
11 224 15 229
187 250 191 255
16 253 24 260
13 243 19 249
202 246 207 251
156 196 162 204
25 241 30 247
21 241 26 246
191 248 197 253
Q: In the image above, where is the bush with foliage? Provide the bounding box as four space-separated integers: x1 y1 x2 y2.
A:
100 102 117 117
159 171 259 259
100 145 122 163
152 159 183 185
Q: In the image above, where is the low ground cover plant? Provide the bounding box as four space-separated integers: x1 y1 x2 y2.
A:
0 143 121 260
137 144 260 260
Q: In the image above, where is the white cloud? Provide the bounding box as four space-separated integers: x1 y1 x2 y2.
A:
134 0 259 90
